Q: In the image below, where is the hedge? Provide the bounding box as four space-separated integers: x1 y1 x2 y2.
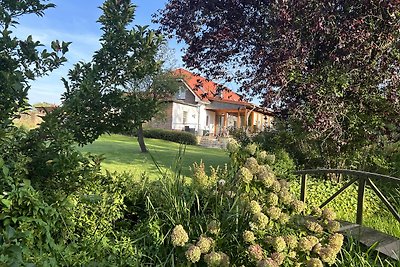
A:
142 128 197 145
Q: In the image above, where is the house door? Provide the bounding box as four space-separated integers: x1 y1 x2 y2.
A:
215 114 225 136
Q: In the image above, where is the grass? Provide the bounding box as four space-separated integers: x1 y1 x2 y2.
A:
79 134 230 179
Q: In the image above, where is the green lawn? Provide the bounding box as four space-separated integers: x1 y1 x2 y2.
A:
79 134 230 179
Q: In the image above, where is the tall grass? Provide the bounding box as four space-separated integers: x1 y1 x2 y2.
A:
335 238 399 267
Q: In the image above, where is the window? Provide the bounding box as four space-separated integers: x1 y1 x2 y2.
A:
206 115 209 126
183 111 188 124
176 86 186 100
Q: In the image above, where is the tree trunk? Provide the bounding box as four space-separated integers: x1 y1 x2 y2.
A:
137 123 148 153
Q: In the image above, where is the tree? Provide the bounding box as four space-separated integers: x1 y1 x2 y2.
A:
0 0 69 128
120 71 180 152
156 0 400 166
48 0 179 152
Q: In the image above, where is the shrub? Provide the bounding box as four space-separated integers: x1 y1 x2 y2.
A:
141 128 197 145
127 141 344 266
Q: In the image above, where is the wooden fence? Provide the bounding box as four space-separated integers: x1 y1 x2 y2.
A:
293 169 400 226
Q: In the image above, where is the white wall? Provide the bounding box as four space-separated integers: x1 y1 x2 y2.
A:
171 102 200 132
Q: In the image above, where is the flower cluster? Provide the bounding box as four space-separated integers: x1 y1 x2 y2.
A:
317 234 344 265
185 244 201 263
322 208 336 221
171 225 189 247
265 192 279 206
192 161 216 190
244 143 258 155
291 200 306 214
227 139 240 153
249 200 262 214
271 252 285 265
257 258 279 267
257 150 276 165
251 212 270 230
243 230 256 243
245 157 259 173
237 167 253 184
325 220 340 233
271 236 286 252
207 220 220 235
298 235 319 252
204 251 230 267
266 206 282 221
177 142 344 266
305 220 324 234
196 236 214 253
248 244 264 261
284 235 298 249
306 258 324 267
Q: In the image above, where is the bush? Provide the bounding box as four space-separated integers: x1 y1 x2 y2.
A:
141 128 197 145
126 141 345 266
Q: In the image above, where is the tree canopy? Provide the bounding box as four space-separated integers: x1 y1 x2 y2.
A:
156 0 400 155
0 0 69 127
45 0 179 150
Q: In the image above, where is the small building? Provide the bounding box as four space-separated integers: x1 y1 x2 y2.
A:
34 104 58 114
147 68 273 136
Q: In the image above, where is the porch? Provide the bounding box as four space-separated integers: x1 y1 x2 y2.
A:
210 108 267 137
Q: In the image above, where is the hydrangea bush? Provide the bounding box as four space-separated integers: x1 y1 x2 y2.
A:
163 142 343 266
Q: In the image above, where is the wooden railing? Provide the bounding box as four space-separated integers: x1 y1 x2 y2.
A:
293 169 400 226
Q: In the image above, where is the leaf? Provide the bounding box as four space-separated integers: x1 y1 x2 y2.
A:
6 226 15 239
1 198 11 209
62 41 72 54
51 40 60 51
2 166 9 177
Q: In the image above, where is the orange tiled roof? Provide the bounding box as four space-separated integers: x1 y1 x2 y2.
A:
173 68 248 104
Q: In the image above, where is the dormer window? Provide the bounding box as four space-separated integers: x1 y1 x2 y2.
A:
176 86 186 100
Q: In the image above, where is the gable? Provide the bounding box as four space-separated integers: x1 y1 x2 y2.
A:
173 68 246 104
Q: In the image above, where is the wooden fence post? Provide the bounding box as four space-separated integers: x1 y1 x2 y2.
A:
356 178 367 225
300 174 307 203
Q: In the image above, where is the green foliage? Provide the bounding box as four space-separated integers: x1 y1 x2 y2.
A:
0 0 69 127
51 0 179 149
123 142 345 266
231 134 297 180
229 127 252 146
157 0 400 163
1 1 398 266
140 128 198 145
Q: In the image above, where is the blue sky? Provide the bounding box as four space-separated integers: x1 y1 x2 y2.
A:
14 0 185 104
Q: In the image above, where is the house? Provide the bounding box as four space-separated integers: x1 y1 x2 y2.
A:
147 68 273 136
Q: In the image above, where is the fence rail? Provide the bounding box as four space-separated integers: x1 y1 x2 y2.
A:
293 169 400 226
